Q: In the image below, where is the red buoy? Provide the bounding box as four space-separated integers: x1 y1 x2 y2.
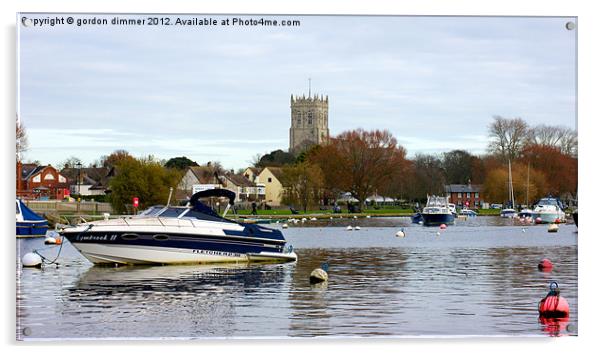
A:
538 258 553 272
439 224 447 230
539 282 569 318
535 217 543 224
555 218 561 224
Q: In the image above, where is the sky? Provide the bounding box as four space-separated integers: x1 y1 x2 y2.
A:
17 14 577 170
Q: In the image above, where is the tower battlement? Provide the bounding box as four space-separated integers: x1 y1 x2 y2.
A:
289 92 330 154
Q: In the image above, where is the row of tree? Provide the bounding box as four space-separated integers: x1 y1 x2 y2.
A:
277 117 577 211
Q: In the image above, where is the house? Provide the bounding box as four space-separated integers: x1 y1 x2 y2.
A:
222 171 263 202
16 162 69 200
256 167 284 207
445 184 483 208
60 166 112 196
243 167 261 183
178 164 222 193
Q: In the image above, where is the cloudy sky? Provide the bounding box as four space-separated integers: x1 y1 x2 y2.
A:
18 14 576 169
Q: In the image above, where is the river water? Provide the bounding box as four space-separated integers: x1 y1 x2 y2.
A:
16 216 578 340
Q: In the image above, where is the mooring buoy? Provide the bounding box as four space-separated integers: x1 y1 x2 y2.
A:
548 224 559 233
538 258 554 272
44 236 57 245
310 263 329 284
346 225 353 231
396 228 406 238
539 281 569 318
355 226 361 230
22 252 42 268
282 223 288 229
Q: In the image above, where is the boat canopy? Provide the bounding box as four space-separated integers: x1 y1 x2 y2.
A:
16 199 46 221
190 188 236 206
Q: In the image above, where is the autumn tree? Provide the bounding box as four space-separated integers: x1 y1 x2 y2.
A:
280 162 324 212
109 157 182 214
309 129 407 212
101 149 135 168
487 116 530 161
520 144 577 197
482 162 547 206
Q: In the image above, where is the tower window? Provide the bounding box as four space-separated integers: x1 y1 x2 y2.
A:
307 112 313 125
297 112 302 127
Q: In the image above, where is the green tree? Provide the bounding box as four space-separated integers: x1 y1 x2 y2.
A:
442 150 476 184
256 149 296 167
109 157 182 214
164 156 199 170
280 162 324 212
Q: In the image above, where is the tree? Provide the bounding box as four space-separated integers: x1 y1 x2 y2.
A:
528 124 578 157
101 149 135 168
482 162 547 206
164 156 199 170
280 162 324 212
108 157 182 214
487 116 530 161
442 150 476 184
60 156 83 169
410 153 446 201
16 117 28 161
520 144 577 197
255 149 296 168
309 129 408 212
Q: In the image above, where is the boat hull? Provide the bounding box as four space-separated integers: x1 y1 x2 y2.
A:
534 212 566 224
62 229 297 265
421 213 455 226
16 221 49 237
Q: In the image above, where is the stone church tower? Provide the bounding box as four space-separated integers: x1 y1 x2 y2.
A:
289 94 329 154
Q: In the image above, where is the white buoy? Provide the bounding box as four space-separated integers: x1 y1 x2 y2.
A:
548 224 559 233
22 252 42 268
346 225 353 231
522 228 526 233
355 226 361 230
396 230 406 238
418 221 423 225
302 218 307 223
275 220 280 224
353 215 358 219
103 212 110 221
436 231 441 236
310 268 328 284
366 215 371 218
282 223 289 229
329 217 333 220
44 236 57 245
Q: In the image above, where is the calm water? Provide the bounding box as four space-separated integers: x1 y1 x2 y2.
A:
16 216 578 339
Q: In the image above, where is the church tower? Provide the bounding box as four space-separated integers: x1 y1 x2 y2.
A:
289 93 329 154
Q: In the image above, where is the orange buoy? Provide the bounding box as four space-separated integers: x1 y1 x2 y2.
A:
55 236 63 245
538 258 553 272
439 224 447 230
539 282 569 318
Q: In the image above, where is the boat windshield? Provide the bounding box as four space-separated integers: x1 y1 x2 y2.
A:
538 198 559 206
138 206 166 217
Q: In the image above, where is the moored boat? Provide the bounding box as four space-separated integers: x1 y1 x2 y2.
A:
16 199 49 237
533 197 566 224
421 195 455 226
59 189 297 265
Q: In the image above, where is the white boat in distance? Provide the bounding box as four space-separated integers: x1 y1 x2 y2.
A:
59 189 297 265
533 197 566 224
500 160 517 218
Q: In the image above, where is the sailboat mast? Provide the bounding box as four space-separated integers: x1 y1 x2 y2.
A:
526 163 530 206
508 160 515 209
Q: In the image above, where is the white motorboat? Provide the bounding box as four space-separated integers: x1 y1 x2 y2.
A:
533 197 566 224
59 189 297 265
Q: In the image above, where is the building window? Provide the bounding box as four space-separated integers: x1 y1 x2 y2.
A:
466 192 471 198
475 192 479 199
297 112 302 126
457 192 462 199
268 177 272 183
307 112 313 125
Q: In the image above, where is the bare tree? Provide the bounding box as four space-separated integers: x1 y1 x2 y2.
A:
487 116 530 161
16 117 28 161
528 124 577 157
